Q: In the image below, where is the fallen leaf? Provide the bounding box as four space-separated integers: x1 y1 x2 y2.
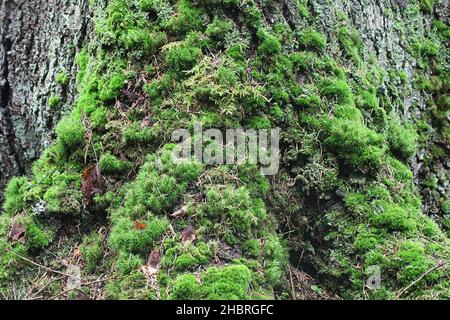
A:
10 223 26 244
82 164 101 203
170 205 187 219
147 249 160 268
134 220 147 230
181 226 196 243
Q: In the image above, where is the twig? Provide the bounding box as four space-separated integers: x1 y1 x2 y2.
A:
395 262 448 299
6 249 73 278
288 266 297 300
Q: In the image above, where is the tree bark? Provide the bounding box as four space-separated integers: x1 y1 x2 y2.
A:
0 0 90 202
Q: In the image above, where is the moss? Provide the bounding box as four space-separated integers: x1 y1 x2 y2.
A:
123 122 155 144
204 186 267 239
432 20 450 40
99 153 132 175
99 72 126 102
48 95 62 109
387 116 419 159
205 19 233 49
298 28 326 51
257 29 282 57
263 234 287 285
394 241 437 285
41 171 83 214
55 112 86 151
80 232 104 273
369 201 417 232
419 0 435 13
319 78 354 105
105 271 155 299
322 115 386 169
201 265 252 299
337 27 364 66
167 0 204 35
174 253 199 271
166 42 202 79
3 177 30 215
116 252 143 275
170 274 200 300
243 239 260 258
56 72 70 86
109 216 169 255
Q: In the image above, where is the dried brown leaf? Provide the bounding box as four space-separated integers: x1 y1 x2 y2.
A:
10 222 26 244
181 226 196 243
82 164 101 203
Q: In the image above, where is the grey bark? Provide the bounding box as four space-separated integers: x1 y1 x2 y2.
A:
0 0 90 202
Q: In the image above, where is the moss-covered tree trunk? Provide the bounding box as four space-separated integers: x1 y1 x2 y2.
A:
0 0 449 300
0 0 90 203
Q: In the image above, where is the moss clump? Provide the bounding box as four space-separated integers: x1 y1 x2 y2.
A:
170 274 200 300
80 232 104 273
257 29 282 57
319 78 354 105
99 153 132 176
48 95 62 109
109 216 169 255
2 177 30 215
387 116 419 159
56 72 70 86
99 72 126 102
55 112 86 151
171 265 252 300
166 42 202 79
337 27 364 66
298 28 327 51
205 19 233 48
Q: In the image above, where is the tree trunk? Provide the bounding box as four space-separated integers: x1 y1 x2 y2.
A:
0 0 90 202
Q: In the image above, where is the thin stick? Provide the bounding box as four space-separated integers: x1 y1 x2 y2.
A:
6 249 73 278
395 262 448 299
288 266 297 300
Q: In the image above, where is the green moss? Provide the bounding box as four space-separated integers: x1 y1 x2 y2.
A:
109 216 168 255
204 186 267 239
298 28 326 51
319 78 354 105
3 177 30 215
387 116 419 159
257 29 282 57
80 232 104 273
201 265 252 299
167 0 204 35
116 252 143 275
394 241 437 285
166 42 202 79
369 201 417 232
170 274 200 300
243 239 260 258
205 19 233 49
99 153 132 175
48 95 62 109
55 112 86 151
419 0 435 13
56 72 70 86
337 27 364 66
123 122 155 144
105 271 155 299
432 20 450 40
99 72 126 102
24 220 53 250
